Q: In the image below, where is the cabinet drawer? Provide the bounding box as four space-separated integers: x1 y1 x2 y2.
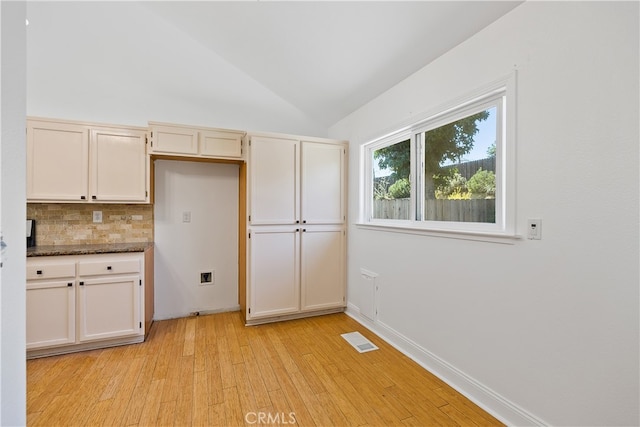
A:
27 262 76 280
78 259 140 276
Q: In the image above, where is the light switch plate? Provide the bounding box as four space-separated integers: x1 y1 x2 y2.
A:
93 211 103 223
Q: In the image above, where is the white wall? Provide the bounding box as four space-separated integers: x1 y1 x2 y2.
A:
25 2 325 136
330 2 639 426
154 160 239 319
0 1 26 425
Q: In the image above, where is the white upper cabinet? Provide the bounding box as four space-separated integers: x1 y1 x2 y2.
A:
301 141 345 224
148 122 245 160
27 121 90 201
27 118 149 203
91 128 147 202
200 129 243 158
148 124 198 155
249 136 299 225
248 136 346 226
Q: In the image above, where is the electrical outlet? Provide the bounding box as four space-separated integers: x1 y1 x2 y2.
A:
182 211 191 223
92 211 102 223
527 219 542 240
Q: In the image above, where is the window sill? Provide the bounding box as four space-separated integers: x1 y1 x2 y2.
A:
355 222 521 244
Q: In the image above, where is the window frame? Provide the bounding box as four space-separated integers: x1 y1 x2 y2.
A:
360 74 517 243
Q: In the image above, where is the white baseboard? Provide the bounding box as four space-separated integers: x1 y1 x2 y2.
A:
345 303 547 426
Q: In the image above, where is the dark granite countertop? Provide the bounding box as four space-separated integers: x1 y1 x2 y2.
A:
27 242 153 257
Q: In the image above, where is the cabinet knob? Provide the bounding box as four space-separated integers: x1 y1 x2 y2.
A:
80 196 86 200
296 229 300 232
303 229 307 232
107 266 112 270
296 220 300 224
303 220 307 224
36 270 43 275
79 281 84 286
67 282 73 287
92 195 97 200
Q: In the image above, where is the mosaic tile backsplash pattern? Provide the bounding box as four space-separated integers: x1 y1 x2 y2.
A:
27 204 153 246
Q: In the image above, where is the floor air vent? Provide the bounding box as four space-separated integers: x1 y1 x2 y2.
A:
341 331 379 353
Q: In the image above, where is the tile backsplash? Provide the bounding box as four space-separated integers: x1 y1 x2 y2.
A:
27 204 153 246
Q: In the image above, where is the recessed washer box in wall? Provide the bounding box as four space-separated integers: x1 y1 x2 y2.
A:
200 270 215 285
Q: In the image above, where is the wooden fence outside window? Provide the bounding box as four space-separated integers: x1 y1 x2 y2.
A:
373 198 495 223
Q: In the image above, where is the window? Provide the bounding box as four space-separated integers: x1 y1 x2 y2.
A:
362 76 516 240
372 138 411 220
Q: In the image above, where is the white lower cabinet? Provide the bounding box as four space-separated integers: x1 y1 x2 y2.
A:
300 226 345 312
26 252 146 357
27 280 76 349
249 227 300 319
78 275 141 342
247 225 345 323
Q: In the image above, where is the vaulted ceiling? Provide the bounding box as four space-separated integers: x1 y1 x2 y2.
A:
141 1 523 127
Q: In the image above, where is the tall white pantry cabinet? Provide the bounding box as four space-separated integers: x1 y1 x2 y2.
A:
242 134 347 324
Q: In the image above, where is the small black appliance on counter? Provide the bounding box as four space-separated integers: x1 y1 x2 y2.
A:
27 219 36 247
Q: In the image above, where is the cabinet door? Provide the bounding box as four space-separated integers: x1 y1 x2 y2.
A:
300 226 345 311
249 136 299 225
200 130 242 158
301 141 345 224
249 228 300 318
90 128 148 202
26 280 76 349
27 120 89 201
149 125 198 155
77 275 141 342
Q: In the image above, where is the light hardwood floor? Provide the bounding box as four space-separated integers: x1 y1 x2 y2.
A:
27 311 503 426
